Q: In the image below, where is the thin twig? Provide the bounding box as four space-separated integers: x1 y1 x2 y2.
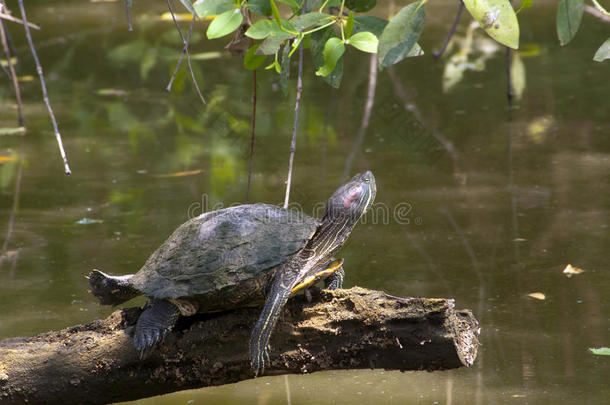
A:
434 1 464 60
124 1 133 32
0 11 41 30
18 0 71 175
166 13 194 91
343 53 377 179
245 68 257 203
0 6 23 125
283 42 304 209
166 1 206 105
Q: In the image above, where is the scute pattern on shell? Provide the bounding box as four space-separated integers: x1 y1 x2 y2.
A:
130 204 319 299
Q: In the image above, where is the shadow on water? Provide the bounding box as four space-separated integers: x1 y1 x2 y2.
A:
0 1 609 404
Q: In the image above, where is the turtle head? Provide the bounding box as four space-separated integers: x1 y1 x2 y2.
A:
326 171 376 223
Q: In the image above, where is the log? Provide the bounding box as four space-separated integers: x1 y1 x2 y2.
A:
0 287 479 404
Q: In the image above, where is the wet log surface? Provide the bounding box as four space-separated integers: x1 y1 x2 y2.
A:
0 287 479 404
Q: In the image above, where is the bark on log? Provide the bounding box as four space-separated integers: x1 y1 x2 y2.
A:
0 287 479 404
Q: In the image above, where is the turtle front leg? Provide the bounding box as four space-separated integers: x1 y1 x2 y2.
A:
134 299 180 356
249 281 292 376
324 265 345 290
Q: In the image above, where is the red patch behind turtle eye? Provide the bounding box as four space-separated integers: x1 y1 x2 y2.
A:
343 186 362 208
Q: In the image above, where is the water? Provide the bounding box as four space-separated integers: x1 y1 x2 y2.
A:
1 1 609 404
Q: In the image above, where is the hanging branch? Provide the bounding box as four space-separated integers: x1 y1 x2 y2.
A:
245 68 257 203
283 42 304 209
166 1 206 105
434 0 464 60
17 0 71 175
0 3 23 126
0 9 40 30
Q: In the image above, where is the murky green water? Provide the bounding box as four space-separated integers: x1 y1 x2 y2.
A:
1 1 609 404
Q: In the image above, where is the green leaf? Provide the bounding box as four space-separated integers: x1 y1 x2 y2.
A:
280 44 291 95
347 31 378 53
244 44 267 70
277 0 301 12
556 0 584 46
353 15 388 37
462 0 520 49
193 0 234 19
291 12 332 32
248 0 272 16
345 11 355 38
179 0 197 15
258 31 295 55
593 37 610 62
589 347 610 355
246 19 278 39
345 0 377 12
516 0 533 14
316 37 345 77
378 2 426 69
311 26 343 87
206 9 243 39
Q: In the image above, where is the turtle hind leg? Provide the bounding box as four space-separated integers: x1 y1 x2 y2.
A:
88 269 140 306
134 299 180 356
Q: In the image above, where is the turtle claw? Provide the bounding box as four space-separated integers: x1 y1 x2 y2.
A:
251 345 271 377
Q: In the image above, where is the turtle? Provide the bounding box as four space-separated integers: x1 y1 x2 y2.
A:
88 171 376 375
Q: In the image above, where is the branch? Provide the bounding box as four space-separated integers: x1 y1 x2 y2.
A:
434 0 464 60
17 0 71 175
283 41 304 209
0 287 479 405
0 2 23 126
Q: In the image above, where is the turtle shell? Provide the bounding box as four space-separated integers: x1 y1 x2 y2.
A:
130 204 319 300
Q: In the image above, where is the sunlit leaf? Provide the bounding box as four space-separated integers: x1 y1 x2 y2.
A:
258 31 294 55
155 169 204 178
316 37 345 77
160 12 194 21
0 127 26 136
291 12 331 32
311 26 343 87
353 15 388 37
193 0 234 18
207 9 243 39
527 292 546 300
347 31 378 53
378 2 426 69
96 89 128 96
244 44 267 70
462 0 519 49
345 0 377 12
246 19 279 39
178 0 197 15
589 347 610 355
563 264 585 278
556 0 584 46
593 37 610 62
510 51 525 101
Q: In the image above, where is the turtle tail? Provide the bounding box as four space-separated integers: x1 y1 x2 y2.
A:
88 269 140 306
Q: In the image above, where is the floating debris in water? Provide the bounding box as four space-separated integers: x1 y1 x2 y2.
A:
563 264 585 278
75 217 104 225
526 292 546 300
588 347 610 356
154 169 203 178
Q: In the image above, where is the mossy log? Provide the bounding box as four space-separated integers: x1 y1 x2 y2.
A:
0 287 479 404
